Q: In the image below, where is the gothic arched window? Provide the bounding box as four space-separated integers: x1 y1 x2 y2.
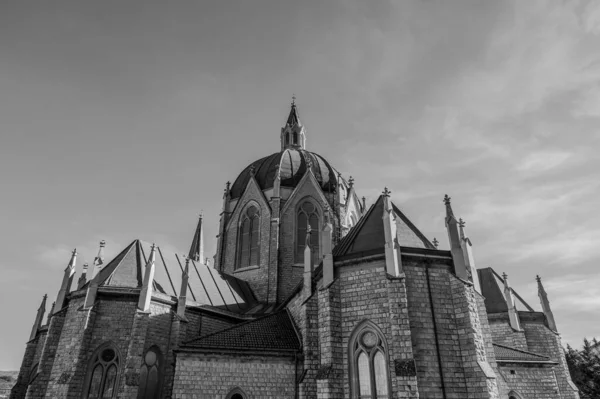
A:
226 387 248 399
348 321 390 399
83 344 120 399
285 132 290 146
137 346 162 399
508 391 523 399
296 201 320 266
237 205 260 269
293 132 298 145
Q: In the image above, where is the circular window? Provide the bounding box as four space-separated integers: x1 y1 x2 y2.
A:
361 331 378 348
144 350 157 366
101 348 116 362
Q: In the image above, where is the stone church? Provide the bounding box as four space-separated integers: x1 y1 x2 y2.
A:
12 101 580 398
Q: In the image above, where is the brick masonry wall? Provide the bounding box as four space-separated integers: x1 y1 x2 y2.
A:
487 314 528 350
10 338 39 398
44 296 97 399
173 353 297 398
498 364 560 398
523 322 580 399
286 286 319 398
25 307 67 399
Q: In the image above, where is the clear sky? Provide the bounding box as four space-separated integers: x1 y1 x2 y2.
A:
1 0 599 370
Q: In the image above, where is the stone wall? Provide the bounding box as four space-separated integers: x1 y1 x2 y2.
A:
487 313 528 350
173 353 297 398
498 364 560 398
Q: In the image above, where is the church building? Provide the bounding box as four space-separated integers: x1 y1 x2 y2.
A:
12 100 580 398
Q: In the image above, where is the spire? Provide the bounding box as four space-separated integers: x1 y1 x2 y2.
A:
286 95 301 126
536 275 557 331
382 189 402 277
46 302 55 324
281 96 306 150
177 258 190 319
89 240 105 280
29 294 47 341
77 263 89 290
322 201 334 287
458 218 481 294
503 273 522 331
138 243 156 312
54 248 77 313
188 213 204 263
303 223 313 298
443 195 468 281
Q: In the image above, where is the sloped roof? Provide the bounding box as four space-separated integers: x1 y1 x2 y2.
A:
333 195 435 258
286 102 301 126
93 240 144 288
183 310 301 353
86 240 257 313
493 343 553 363
478 268 534 314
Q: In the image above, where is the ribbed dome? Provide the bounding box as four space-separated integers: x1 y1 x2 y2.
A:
229 149 346 199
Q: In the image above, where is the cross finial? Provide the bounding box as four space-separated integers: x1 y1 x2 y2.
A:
443 194 451 205
249 164 256 176
151 242 157 251
383 187 391 197
362 196 366 209
459 218 465 228
72 248 77 256
502 272 508 280
433 238 439 248
348 176 354 188
305 156 313 169
536 275 541 283
291 94 296 105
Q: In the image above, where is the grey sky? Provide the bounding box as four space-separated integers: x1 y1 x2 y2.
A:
1 0 599 370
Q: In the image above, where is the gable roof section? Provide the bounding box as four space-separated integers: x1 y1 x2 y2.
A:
93 239 144 288
333 195 435 258
493 343 553 363
86 239 257 312
183 310 301 353
478 268 535 314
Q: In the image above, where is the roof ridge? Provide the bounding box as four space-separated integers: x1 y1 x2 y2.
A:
493 343 549 359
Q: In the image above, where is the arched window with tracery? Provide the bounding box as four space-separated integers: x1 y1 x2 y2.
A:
137 346 162 399
83 344 120 399
296 201 320 266
348 320 391 399
237 205 260 269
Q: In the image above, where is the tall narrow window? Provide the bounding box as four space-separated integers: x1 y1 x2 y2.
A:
285 132 290 146
293 132 298 145
237 206 260 269
138 346 162 399
83 344 120 399
296 201 319 265
349 321 390 399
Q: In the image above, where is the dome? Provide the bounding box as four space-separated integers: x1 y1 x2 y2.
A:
229 148 347 199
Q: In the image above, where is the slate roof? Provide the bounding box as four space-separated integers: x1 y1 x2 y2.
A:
478 268 534 314
286 102 301 126
493 343 553 363
229 149 347 200
333 195 435 258
184 310 301 353
84 239 257 313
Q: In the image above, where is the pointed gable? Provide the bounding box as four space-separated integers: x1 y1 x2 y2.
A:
333 195 435 258
478 268 535 314
92 240 144 288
